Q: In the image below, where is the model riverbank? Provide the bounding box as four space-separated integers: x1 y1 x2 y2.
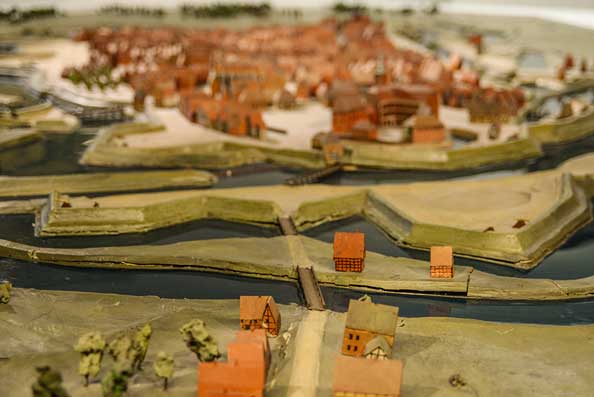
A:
0 169 217 198
1 289 592 397
0 236 592 301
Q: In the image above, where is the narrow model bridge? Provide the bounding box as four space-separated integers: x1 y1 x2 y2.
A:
278 216 298 236
297 266 326 311
284 164 343 186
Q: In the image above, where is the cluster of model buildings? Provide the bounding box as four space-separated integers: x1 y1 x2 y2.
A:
72 15 525 145
199 295 280 397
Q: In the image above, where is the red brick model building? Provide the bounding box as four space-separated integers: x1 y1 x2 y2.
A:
342 299 399 357
333 355 404 397
198 329 269 397
430 246 454 278
333 232 366 272
179 93 267 138
412 115 446 144
239 296 281 336
332 95 376 140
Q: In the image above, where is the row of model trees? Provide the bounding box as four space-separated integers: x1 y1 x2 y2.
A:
31 319 220 396
180 2 272 18
0 7 60 24
64 65 122 91
98 5 166 18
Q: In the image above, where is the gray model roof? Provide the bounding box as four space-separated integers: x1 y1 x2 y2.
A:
345 299 399 336
364 335 392 358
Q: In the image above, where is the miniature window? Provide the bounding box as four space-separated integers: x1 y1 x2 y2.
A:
349 334 353 340
355 335 360 341
354 346 358 352
347 345 351 351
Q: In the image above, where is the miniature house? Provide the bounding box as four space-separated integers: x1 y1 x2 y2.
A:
333 355 403 397
198 329 268 397
411 115 446 144
333 232 366 272
430 246 454 278
342 299 399 357
239 296 281 336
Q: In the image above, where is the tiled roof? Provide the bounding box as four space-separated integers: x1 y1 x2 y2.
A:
333 232 365 260
333 355 403 395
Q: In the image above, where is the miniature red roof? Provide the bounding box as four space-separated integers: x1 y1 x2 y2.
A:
240 296 279 321
430 246 453 268
333 355 403 396
333 232 365 259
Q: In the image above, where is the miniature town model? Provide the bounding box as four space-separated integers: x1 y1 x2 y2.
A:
2 2 594 397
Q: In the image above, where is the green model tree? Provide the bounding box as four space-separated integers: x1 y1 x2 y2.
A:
179 319 221 362
131 323 152 371
0 280 12 304
107 334 134 372
153 351 174 390
31 366 70 397
74 331 106 386
101 363 132 397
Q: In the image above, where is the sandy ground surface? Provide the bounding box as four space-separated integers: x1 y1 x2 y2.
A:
0 289 306 397
318 309 594 397
128 101 331 151
3 288 593 397
0 39 134 104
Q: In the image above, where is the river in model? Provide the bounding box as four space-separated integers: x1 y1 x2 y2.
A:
2 130 594 324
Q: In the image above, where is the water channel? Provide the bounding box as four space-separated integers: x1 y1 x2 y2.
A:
1 129 594 324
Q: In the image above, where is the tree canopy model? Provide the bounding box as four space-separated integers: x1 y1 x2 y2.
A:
153 351 174 390
179 319 221 362
74 332 106 387
101 362 132 397
131 323 152 371
107 334 135 372
0 280 12 304
31 366 70 397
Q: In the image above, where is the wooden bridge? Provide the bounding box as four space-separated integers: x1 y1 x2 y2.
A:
284 164 343 186
297 266 325 311
278 216 298 236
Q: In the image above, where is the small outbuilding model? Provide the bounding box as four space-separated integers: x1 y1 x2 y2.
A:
333 355 404 397
333 232 366 272
342 298 399 357
239 296 281 336
411 114 446 144
430 246 454 278
198 329 269 397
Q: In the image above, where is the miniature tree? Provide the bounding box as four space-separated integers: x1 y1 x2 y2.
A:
179 319 221 362
131 323 152 371
74 331 106 386
31 366 70 397
107 334 135 372
101 363 132 397
0 280 12 304
153 351 174 390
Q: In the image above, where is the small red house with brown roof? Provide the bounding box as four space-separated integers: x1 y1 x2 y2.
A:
239 296 281 336
412 115 446 144
430 246 454 278
333 355 403 397
333 232 365 272
198 329 269 397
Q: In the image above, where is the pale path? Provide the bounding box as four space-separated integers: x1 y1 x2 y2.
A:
287 310 329 397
